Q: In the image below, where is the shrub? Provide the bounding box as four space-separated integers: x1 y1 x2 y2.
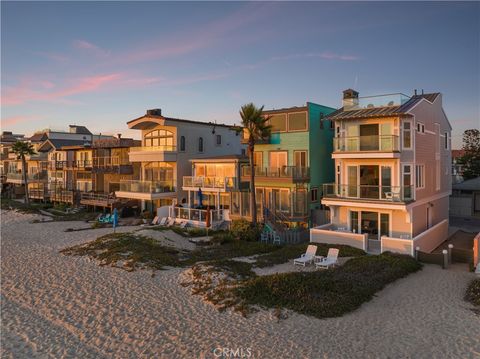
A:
465 278 480 307
231 219 262 242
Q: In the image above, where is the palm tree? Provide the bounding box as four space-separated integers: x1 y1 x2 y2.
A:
11 141 36 205
239 103 271 226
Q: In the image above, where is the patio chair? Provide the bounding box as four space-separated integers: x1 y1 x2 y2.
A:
180 221 188 229
158 217 167 226
151 216 159 225
315 248 339 269
293 245 318 266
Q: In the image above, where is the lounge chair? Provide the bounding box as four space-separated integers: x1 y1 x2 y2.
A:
158 217 167 226
315 248 339 269
179 221 187 229
293 245 318 266
151 216 159 225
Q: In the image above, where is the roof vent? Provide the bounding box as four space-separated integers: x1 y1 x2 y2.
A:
146 109 162 116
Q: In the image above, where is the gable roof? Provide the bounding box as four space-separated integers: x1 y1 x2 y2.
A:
326 93 440 121
453 177 480 191
37 139 91 152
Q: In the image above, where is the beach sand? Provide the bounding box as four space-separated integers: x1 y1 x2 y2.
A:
1 210 479 358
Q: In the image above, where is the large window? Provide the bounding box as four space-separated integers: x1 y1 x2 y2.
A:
144 162 174 181
350 211 359 233
144 129 174 148
269 151 287 169
403 165 412 199
269 114 287 132
294 151 307 168
288 112 308 131
416 165 425 188
253 152 263 168
403 121 412 149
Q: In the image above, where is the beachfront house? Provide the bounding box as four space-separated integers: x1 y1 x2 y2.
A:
311 89 452 255
115 109 245 214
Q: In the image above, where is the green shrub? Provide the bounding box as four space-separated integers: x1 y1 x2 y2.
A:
234 252 422 319
231 219 262 242
465 278 480 306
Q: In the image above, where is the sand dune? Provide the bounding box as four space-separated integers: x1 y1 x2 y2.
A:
1 210 479 358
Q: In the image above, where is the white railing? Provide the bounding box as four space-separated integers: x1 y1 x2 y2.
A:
182 176 237 191
129 145 176 152
168 206 224 225
310 223 368 251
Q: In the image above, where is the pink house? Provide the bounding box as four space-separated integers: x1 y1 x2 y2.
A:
311 89 452 255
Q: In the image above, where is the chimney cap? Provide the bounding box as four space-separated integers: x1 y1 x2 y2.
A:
146 108 162 116
343 89 359 99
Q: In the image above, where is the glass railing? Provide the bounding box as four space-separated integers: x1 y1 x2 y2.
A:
48 161 68 170
74 160 93 168
344 93 410 110
323 183 413 202
119 180 175 193
242 166 310 180
183 176 237 190
333 135 399 152
80 192 118 204
169 207 224 224
129 145 176 152
93 156 121 167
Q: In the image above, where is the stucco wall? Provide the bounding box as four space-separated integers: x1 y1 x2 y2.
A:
413 219 449 253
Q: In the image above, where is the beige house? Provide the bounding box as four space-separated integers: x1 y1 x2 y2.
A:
311 89 452 255
115 109 245 213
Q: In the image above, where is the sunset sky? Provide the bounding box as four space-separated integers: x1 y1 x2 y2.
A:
2 1 479 148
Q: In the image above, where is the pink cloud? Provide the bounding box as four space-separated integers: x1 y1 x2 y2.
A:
2 115 41 127
3 73 122 106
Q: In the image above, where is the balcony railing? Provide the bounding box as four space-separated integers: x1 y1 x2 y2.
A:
74 160 93 168
323 183 413 202
242 166 310 181
333 135 399 152
6 173 23 181
49 190 75 203
48 161 68 170
80 192 118 205
183 176 237 191
93 156 121 167
169 206 224 225
119 180 175 194
129 145 176 152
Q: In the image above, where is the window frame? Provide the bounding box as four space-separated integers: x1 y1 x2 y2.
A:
216 134 222 146
198 137 204 153
416 122 425 134
287 111 308 132
179 135 186 152
415 164 425 189
444 132 449 150
268 113 287 133
402 120 412 150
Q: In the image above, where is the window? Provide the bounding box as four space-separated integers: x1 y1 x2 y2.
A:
336 165 341 195
403 165 412 199
198 137 204 152
253 152 263 168
269 114 287 132
330 120 334 129
144 129 174 148
294 151 307 168
216 135 222 146
311 187 318 202
288 112 308 132
180 136 186 152
380 213 390 237
403 121 412 149
417 123 425 133
416 165 425 188
444 132 449 149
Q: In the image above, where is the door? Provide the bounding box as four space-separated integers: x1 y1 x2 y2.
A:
360 165 379 199
269 152 288 176
294 151 307 177
361 211 379 239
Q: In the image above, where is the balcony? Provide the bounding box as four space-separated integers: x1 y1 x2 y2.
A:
6 173 24 183
48 161 68 170
115 180 176 200
241 166 310 183
182 176 238 192
49 190 75 203
73 160 92 169
128 145 177 162
29 188 48 200
92 156 133 174
323 183 413 203
333 135 400 158
168 207 224 228
80 192 120 208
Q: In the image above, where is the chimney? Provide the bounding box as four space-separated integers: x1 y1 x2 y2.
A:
117 133 122 139
146 109 162 116
342 89 359 109
414 89 417 96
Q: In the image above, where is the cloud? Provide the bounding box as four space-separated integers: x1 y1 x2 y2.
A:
34 51 70 63
73 39 110 57
1 115 41 127
3 73 122 106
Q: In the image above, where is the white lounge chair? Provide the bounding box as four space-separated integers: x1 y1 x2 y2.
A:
179 221 187 229
315 248 339 269
293 245 318 266
151 216 159 225
158 217 167 226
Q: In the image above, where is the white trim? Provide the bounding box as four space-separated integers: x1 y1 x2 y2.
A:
424 130 435 135
332 152 399 159
321 198 407 210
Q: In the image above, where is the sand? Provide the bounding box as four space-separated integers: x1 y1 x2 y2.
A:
1 209 479 358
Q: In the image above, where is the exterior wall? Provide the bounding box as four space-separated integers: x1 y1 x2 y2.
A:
412 219 449 253
381 237 413 256
310 224 367 250
411 195 449 237
308 102 335 202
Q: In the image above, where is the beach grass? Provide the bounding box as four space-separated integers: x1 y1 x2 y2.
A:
253 243 366 268
234 252 422 319
465 278 480 307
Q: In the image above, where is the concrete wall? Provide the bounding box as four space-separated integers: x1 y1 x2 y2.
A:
411 195 449 237
413 219 449 253
310 224 367 250
381 237 413 256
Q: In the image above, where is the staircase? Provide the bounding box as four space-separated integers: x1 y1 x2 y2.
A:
261 207 308 245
